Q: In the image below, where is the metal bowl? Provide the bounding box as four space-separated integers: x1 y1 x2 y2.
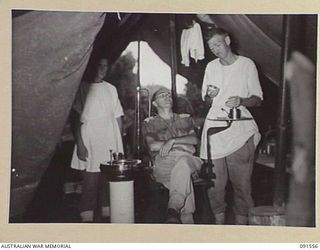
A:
106 159 141 166
100 159 141 182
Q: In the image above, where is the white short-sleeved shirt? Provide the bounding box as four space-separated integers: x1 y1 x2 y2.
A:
200 56 263 159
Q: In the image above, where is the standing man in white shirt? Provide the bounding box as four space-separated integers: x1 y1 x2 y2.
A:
200 28 263 225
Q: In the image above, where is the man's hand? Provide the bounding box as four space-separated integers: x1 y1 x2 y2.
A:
159 138 175 157
225 96 242 108
77 144 88 161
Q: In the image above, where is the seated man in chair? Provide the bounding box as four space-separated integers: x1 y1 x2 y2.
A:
142 87 203 224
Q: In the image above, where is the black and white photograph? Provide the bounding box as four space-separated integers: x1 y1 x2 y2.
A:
3 2 318 242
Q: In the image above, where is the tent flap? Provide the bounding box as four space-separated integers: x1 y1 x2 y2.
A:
12 11 106 177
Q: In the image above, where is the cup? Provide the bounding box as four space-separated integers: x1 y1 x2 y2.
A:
207 85 219 98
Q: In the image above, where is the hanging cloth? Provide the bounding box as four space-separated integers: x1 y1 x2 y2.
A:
180 21 205 67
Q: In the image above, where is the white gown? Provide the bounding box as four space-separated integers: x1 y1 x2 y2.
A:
71 81 124 172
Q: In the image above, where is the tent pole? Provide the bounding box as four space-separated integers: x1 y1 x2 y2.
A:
135 39 141 159
273 15 291 208
137 39 141 86
169 14 178 104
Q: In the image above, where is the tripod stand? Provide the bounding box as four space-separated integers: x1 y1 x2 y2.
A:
200 120 232 186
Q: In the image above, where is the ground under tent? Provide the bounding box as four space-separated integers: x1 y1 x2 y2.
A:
10 11 316 226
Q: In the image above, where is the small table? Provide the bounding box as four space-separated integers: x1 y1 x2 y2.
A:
204 117 253 183
206 116 253 158
207 117 253 122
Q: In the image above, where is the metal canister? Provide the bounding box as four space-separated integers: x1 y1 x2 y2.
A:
100 159 141 223
229 108 241 119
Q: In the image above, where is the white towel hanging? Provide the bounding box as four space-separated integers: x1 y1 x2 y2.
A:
180 21 205 67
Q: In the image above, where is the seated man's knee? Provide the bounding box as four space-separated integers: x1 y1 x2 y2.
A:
177 155 201 171
175 156 194 172
177 155 191 164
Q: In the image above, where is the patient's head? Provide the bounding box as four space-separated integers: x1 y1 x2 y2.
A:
151 88 173 113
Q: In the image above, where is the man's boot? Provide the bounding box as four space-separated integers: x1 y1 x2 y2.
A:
235 214 248 225
214 212 225 225
165 208 182 224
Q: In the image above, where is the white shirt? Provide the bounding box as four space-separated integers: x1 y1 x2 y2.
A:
200 56 263 159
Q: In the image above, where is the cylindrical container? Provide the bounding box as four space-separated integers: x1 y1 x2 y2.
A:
112 152 124 161
229 108 241 119
100 159 141 223
109 180 134 223
266 140 276 156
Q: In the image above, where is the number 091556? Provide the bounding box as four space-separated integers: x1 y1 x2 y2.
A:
300 244 318 248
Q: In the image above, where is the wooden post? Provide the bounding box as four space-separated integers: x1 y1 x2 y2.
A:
273 15 291 208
